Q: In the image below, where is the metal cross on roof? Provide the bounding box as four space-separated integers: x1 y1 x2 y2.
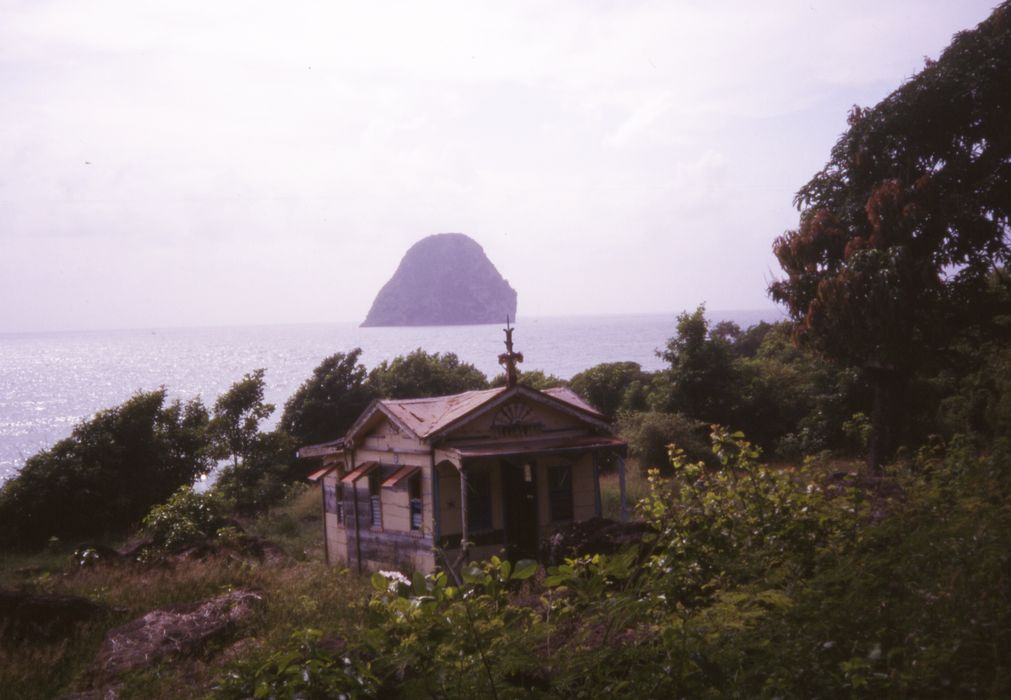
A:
498 316 524 387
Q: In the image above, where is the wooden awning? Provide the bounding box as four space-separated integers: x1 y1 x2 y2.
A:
340 461 379 484
382 465 420 488
307 465 340 482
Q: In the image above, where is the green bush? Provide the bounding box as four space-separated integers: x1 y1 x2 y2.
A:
490 368 565 389
617 410 712 471
206 429 1011 698
142 486 228 552
213 430 298 514
367 349 488 399
569 361 651 416
0 390 212 549
280 349 376 447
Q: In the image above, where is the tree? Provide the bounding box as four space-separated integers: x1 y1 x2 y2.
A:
210 369 275 470
770 4 1011 470
280 349 376 446
490 368 566 390
213 429 298 514
368 349 488 399
736 323 866 457
569 362 651 417
0 390 212 548
617 411 712 471
210 370 301 512
653 305 739 426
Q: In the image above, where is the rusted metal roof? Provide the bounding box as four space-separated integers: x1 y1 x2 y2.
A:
374 385 609 441
541 387 606 418
340 460 379 484
449 435 627 459
307 465 340 482
378 387 507 439
382 465 420 488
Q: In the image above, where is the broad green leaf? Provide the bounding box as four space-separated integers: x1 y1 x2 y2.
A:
511 559 537 580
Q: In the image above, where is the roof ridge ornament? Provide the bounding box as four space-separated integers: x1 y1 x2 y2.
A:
498 316 524 388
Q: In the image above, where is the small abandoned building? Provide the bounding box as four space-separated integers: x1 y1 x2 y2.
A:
301 329 628 573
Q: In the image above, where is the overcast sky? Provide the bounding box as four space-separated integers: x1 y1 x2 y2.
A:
0 1 999 332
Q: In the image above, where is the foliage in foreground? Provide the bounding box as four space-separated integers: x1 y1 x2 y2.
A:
214 430 1011 698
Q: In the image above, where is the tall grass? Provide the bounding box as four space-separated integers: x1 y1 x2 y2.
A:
599 458 648 520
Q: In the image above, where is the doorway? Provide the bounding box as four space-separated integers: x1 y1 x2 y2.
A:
502 460 538 560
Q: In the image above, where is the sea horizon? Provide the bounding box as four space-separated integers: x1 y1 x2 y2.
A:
0 309 785 482
0 307 785 338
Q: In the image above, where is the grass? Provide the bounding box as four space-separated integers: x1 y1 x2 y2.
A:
0 488 369 699
0 471 650 698
599 458 648 521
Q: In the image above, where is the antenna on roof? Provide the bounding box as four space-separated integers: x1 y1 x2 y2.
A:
498 315 524 388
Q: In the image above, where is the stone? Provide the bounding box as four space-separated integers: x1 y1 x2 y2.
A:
90 589 263 682
362 233 518 326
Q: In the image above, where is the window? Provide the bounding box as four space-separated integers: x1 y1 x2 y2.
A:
324 483 338 514
466 467 493 532
324 483 345 524
369 471 382 528
408 473 423 531
548 464 573 522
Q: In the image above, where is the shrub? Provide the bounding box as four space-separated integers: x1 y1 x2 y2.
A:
617 410 712 471
142 486 228 552
213 430 299 514
368 349 488 399
280 349 376 447
569 361 651 417
0 390 212 549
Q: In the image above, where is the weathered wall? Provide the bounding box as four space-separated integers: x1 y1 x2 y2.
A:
322 472 346 565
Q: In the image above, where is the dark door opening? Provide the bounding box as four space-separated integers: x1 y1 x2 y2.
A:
502 460 538 560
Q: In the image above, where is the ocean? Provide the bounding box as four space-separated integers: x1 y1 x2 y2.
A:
0 310 782 482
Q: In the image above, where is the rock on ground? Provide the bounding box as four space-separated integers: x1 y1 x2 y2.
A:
90 589 263 683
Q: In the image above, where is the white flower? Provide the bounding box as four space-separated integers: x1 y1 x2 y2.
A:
379 570 410 586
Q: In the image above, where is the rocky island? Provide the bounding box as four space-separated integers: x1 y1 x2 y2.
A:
361 233 518 326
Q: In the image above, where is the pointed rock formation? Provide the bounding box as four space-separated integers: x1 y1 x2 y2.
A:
362 233 518 326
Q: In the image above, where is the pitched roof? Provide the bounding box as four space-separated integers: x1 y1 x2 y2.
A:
541 386 606 417
379 387 507 439
346 383 611 444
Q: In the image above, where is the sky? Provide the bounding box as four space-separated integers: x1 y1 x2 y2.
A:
0 0 1000 332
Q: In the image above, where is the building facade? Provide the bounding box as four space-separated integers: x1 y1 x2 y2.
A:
303 384 628 573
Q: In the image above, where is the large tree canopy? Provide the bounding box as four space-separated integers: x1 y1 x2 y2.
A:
367 349 488 400
655 305 739 427
0 390 211 547
279 348 376 446
770 4 1011 469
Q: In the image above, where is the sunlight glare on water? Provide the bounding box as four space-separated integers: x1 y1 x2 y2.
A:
0 311 781 482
